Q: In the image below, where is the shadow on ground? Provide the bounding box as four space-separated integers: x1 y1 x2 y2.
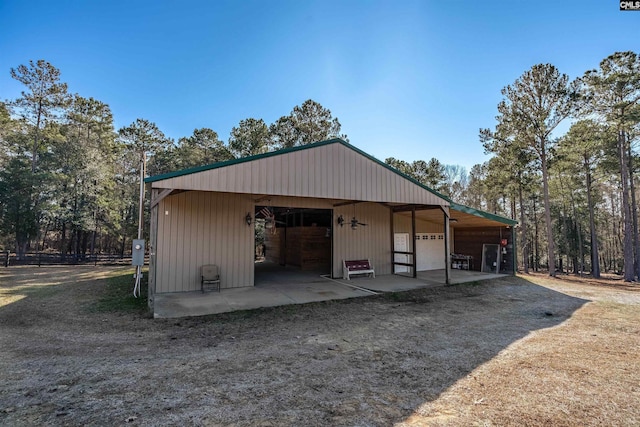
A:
0 267 589 426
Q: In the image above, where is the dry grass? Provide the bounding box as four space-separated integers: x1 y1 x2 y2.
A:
402 273 640 426
0 267 639 426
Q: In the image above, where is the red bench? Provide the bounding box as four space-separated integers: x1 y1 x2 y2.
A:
343 259 375 280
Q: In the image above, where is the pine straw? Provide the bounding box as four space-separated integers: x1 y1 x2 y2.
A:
401 274 640 427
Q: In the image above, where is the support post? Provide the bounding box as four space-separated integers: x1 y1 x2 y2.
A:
444 210 451 285
512 226 517 275
411 207 417 278
390 207 395 275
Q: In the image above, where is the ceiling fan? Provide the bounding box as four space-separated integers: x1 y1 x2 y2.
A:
257 207 286 229
350 203 367 229
337 203 368 229
350 216 367 229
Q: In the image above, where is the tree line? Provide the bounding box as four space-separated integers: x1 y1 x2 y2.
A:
2 52 639 281
0 60 346 260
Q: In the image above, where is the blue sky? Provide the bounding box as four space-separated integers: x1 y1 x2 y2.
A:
0 1 637 172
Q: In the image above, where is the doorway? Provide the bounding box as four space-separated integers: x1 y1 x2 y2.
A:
254 207 333 285
394 233 410 273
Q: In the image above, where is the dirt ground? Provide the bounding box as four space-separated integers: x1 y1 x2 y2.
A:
1 267 639 426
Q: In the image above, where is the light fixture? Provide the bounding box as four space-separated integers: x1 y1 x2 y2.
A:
245 213 252 227
450 218 458 223
337 215 345 227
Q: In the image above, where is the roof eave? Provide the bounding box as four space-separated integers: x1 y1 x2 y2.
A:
450 202 518 226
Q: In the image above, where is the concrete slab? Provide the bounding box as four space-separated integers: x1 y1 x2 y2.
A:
331 274 439 292
153 277 371 318
152 266 509 318
417 269 508 285
332 270 506 292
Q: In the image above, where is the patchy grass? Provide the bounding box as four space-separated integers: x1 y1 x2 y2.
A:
1 267 639 426
88 270 149 314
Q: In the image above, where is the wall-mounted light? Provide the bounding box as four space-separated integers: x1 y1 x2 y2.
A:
337 215 345 227
245 212 252 227
449 218 458 223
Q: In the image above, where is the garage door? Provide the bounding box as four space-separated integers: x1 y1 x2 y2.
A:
416 233 445 271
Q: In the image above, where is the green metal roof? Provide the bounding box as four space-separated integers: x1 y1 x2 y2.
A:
449 201 518 226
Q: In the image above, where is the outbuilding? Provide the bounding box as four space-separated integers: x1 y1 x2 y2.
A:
145 139 516 315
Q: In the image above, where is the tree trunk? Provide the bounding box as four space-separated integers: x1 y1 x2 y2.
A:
619 130 635 281
41 224 48 251
75 229 82 260
540 146 556 276
585 163 600 278
569 189 583 276
532 196 540 272
120 235 126 258
628 143 640 280
519 182 528 274
90 228 96 258
66 222 74 261
575 222 584 276
610 194 619 273
32 101 43 172
15 232 27 260
81 231 88 257
564 212 571 274
20 240 28 260
60 222 67 262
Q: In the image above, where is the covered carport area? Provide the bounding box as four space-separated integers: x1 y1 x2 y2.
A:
389 201 517 282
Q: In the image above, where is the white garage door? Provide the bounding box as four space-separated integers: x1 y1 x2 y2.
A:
416 233 445 271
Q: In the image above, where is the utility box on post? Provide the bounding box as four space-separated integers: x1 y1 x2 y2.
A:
132 239 145 266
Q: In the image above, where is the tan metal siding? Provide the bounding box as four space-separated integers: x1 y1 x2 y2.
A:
332 203 392 278
152 143 446 206
156 191 254 293
148 189 159 307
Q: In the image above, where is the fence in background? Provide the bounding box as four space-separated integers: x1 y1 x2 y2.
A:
3 252 138 267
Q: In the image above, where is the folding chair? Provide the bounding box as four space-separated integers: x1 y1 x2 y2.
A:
201 264 221 292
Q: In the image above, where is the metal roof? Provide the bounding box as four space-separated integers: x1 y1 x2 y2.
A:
145 138 516 226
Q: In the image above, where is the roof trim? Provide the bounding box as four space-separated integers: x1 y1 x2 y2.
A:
450 201 518 226
145 138 449 201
